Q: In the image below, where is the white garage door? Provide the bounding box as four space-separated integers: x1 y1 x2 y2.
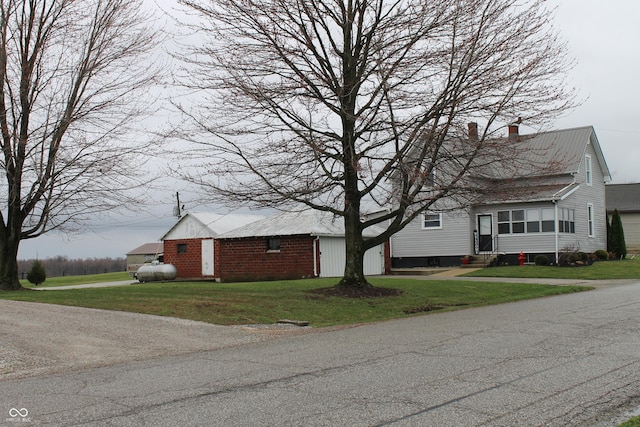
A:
318 237 384 277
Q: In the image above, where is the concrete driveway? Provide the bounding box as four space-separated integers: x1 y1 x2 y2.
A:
1 280 640 426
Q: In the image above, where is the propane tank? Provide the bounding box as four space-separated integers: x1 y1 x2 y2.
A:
136 263 177 282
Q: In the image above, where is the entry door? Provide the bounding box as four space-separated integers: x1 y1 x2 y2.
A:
201 239 214 276
477 215 493 253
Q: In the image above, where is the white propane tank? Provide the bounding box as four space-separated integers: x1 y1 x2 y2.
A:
136 263 177 282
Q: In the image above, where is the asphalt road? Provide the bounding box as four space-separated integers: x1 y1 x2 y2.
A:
2 280 640 426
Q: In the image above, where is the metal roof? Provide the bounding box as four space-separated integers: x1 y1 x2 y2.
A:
219 210 383 239
160 212 265 240
606 183 640 213
126 242 163 255
478 126 611 182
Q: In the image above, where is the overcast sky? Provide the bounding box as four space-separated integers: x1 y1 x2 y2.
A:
18 0 640 260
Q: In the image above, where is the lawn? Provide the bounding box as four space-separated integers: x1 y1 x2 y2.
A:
0 277 589 327
462 258 640 280
21 271 132 288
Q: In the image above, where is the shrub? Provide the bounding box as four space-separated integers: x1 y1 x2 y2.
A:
608 209 627 259
534 255 548 266
27 259 47 286
594 249 609 260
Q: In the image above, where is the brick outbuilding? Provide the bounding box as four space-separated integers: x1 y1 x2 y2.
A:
162 210 389 282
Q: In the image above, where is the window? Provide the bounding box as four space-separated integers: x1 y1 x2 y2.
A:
498 211 510 234
526 209 540 233
177 243 187 254
541 208 555 232
585 154 592 186
559 208 575 233
422 212 442 229
512 210 525 233
587 204 594 237
499 208 555 234
267 238 281 251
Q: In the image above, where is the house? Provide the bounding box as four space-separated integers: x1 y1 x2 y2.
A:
126 242 163 276
162 210 389 281
605 183 640 253
161 212 265 279
391 125 611 266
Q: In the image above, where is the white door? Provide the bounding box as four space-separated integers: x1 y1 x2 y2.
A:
201 239 214 276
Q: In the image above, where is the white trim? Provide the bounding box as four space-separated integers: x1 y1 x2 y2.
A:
587 203 595 237
585 154 593 186
421 212 442 230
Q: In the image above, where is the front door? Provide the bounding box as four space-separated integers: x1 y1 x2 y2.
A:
477 214 493 253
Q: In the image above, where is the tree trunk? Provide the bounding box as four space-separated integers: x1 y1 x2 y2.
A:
336 192 372 289
0 235 23 290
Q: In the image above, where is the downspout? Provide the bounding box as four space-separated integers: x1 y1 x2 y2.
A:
313 236 319 277
553 200 559 264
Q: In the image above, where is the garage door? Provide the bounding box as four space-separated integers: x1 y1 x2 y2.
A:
318 237 384 277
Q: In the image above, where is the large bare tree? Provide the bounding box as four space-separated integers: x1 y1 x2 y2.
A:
175 0 574 289
0 0 160 290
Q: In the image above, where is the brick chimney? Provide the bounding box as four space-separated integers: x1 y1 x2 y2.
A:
468 122 478 141
508 124 519 140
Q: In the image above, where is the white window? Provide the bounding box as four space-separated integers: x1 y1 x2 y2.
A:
541 208 555 232
559 208 575 233
587 204 594 237
422 212 442 229
585 154 592 186
526 209 540 233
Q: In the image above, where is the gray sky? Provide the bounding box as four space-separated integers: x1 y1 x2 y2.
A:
18 0 640 260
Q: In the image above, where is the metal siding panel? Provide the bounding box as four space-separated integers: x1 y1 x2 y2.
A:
391 211 472 257
319 238 345 277
319 237 384 277
620 213 640 251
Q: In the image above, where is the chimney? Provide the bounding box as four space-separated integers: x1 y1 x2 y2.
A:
468 122 478 141
508 124 519 140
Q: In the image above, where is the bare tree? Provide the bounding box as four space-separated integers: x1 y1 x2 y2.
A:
0 0 160 290
174 0 574 289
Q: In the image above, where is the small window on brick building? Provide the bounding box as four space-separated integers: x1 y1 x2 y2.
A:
266 238 280 252
177 243 187 254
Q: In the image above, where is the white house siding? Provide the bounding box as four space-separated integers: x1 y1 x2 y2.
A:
473 202 557 254
391 211 472 257
556 138 607 253
319 237 384 277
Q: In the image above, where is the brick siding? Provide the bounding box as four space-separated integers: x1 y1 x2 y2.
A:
163 238 213 279
217 235 316 282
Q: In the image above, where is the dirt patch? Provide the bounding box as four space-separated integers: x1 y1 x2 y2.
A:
309 286 403 298
403 304 469 314
0 300 316 381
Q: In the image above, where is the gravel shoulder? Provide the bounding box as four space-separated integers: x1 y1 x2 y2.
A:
0 300 313 380
1 278 632 381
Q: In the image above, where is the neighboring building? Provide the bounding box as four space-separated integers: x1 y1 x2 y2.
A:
161 212 264 280
606 183 640 253
161 210 389 281
126 242 163 276
391 125 611 266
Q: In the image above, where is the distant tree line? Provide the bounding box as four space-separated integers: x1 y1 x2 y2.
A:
18 256 126 279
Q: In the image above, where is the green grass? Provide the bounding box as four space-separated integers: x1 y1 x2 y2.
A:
462 258 640 280
0 277 590 327
619 416 640 427
21 272 132 288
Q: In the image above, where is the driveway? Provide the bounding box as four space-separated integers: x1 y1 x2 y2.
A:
1 279 640 425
